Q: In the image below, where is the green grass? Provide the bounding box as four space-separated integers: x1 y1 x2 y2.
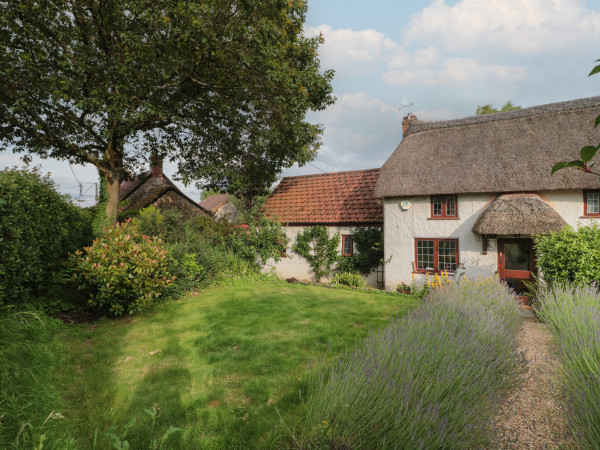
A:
57 281 417 448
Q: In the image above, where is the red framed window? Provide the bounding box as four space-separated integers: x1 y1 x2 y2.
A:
431 196 458 219
342 235 353 256
415 238 458 273
584 190 600 217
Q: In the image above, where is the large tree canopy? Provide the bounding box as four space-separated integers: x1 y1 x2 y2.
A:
0 0 334 220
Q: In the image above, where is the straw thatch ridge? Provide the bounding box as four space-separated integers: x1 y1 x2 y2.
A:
472 193 567 235
375 96 600 197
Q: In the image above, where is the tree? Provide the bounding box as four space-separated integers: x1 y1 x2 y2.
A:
292 225 340 283
475 101 521 115
0 1 334 222
552 60 600 176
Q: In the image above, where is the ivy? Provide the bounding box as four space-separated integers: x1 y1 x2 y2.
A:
336 227 385 275
292 226 340 283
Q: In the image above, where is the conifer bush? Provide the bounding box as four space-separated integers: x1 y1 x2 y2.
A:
69 220 175 316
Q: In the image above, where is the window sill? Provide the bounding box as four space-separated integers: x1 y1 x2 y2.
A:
412 270 456 275
427 217 460 220
580 215 600 218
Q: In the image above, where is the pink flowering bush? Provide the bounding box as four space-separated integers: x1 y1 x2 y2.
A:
70 220 175 316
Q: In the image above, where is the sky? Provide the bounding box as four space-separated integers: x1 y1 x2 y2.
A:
2 0 600 205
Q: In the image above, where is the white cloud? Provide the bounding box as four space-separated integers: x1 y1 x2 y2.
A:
404 0 600 54
383 57 527 86
306 24 408 76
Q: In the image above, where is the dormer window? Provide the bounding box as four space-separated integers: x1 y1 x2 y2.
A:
430 196 458 219
583 190 600 217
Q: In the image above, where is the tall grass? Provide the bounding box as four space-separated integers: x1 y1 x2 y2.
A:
0 310 76 449
297 280 524 449
535 284 600 448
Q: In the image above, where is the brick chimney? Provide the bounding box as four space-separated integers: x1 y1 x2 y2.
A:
150 154 163 178
402 113 417 137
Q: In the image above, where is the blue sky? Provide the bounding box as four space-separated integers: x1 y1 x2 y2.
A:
2 0 600 204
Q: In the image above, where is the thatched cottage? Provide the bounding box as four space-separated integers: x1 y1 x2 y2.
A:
375 96 600 293
262 169 383 287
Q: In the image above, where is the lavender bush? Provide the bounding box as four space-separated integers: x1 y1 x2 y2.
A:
535 284 600 448
298 281 523 449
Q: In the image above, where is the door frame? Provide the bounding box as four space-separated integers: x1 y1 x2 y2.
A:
497 237 536 286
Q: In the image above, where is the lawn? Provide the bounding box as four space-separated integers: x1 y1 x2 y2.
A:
58 281 417 448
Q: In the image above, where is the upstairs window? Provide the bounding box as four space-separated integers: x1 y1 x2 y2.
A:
342 235 353 256
431 196 458 219
584 190 600 217
415 239 458 273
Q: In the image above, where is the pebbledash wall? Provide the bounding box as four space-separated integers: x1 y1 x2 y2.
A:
263 225 380 287
383 190 590 290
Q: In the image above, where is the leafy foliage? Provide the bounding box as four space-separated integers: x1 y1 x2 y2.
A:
0 0 334 221
69 220 175 316
292 226 340 283
331 272 366 288
335 227 385 275
534 223 600 285
475 100 521 115
0 167 92 307
552 60 600 176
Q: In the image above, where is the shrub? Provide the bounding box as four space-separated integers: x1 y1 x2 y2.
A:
534 222 600 285
299 280 523 449
292 225 340 283
69 220 175 316
335 227 385 275
331 272 366 288
535 284 600 447
0 167 93 306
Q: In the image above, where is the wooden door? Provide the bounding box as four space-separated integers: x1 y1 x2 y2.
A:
498 238 535 296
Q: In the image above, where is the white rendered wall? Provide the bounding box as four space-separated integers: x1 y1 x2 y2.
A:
263 225 380 287
382 190 588 291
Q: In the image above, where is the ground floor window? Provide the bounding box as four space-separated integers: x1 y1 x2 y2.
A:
415 238 458 272
342 235 353 256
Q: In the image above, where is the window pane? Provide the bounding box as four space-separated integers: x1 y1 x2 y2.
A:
417 240 434 270
445 196 456 216
588 192 599 214
343 236 353 255
438 240 457 271
432 197 442 216
504 241 530 271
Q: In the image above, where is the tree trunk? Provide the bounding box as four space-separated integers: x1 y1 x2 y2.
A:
105 168 122 223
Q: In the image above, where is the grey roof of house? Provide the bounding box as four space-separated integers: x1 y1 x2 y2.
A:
375 96 600 198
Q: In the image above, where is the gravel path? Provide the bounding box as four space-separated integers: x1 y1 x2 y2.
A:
490 309 577 449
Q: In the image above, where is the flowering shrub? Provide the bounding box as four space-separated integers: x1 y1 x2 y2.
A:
300 280 523 448
69 220 175 316
535 284 600 447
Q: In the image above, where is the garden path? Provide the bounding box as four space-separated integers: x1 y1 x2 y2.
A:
491 309 576 449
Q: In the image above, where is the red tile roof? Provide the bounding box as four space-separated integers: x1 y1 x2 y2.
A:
199 194 229 212
263 169 383 225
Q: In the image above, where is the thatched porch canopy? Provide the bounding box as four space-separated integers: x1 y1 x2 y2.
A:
472 193 567 235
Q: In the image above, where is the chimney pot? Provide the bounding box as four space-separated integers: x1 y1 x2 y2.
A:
402 113 417 137
150 155 163 178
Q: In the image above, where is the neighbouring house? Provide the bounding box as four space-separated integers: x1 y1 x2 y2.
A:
262 169 383 287
199 194 239 222
375 96 600 294
119 156 211 218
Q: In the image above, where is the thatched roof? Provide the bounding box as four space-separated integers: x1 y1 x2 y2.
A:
375 96 600 197
472 193 566 235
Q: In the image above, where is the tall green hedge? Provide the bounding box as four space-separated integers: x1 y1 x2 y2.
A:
534 222 600 285
0 167 92 306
